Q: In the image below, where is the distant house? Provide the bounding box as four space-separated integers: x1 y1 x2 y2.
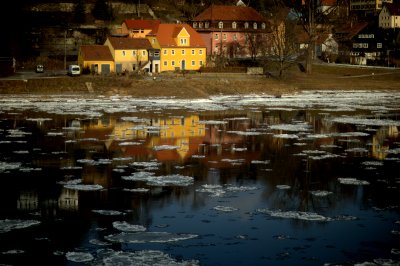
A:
338 22 386 65
78 45 114 74
296 27 338 62
155 24 207 72
379 2 400 28
104 37 153 74
191 4 269 58
121 19 161 38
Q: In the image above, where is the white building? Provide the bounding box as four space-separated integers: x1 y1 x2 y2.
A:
379 3 400 28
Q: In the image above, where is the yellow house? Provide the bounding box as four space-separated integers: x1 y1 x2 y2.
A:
155 24 207 72
104 37 153 74
78 45 115 74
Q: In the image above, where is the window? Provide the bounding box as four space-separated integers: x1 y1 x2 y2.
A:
164 61 167 66
171 50 175 55
193 22 197 28
191 60 195 66
132 51 136 56
152 38 156 44
180 38 187 45
163 50 167 55
223 34 227 40
142 50 146 56
262 23 266 29
233 34 237 41
191 49 195 55
244 22 249 29
122 51 126 56
199 60 203 66
218 21 223 29
377 43 382 48
215 34 219 40
232 22 237 29
154 51 160 56
199 49 203 55
205 22 209 28
171 61 175 66
182 50 185 55
199 22 203 28
253 23 257 29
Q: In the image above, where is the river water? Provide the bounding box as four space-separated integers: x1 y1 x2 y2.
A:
0 91 399 266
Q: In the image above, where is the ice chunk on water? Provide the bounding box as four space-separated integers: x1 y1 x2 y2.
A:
251 160 270 164
104 231 198 243
273 134 299 139
123 188 149 193
0 162 22 172
338 178 370 185
269 123 312 132
153 145 179 151
64 184 103 191
122 171 155 181
92 210 126 216
213 206 239 212
276 185 291 190
310 190 333 197
147 175 194 187
257 209 330 221
65 251 94 263
97 249 199 266
112 221 146 232
0 219 41 233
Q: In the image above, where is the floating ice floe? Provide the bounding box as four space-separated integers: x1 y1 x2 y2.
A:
1 249 25 255
64 184 104 191
354 258 400 266
92 210 126 216
26 118 52 122
131 161 161 170
213 206 239 212
227 130 264 136
153 145 179 151
0 219 41 233
276 185 291 190
112 221 147 232
269 123 312 132
251 160 270 164
123 188 149 193
197 184 258 197
104 231 198 243
331 117 400 127
96 249 199 266
65 251 94 263
256 209 330 222
361 161 384 166
0 162 22 172
123 173 193 187
310 190 333 197
119 141 142 146
273 134 299 139
338 178 370 185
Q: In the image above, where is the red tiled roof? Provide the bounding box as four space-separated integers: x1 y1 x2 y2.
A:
80 45 113 61
123 19 160 32
107 37 153 50
335 22 369 39
194 4 266 22
320 0 336 6
155 24 206 47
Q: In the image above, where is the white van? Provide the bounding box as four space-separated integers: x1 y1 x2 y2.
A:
68 65 81 76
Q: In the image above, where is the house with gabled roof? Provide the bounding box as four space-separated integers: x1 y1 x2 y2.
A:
379 2 400 28
191 4 269 58
121 19 161 38
104 36 153 74
155 23 207 72
78 45 115 74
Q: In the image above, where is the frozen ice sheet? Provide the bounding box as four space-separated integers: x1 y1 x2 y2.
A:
65 251 94 263
0 219 41 233
104 231 198 243
338 178 370 185
112 221 146 232
257 209 330 221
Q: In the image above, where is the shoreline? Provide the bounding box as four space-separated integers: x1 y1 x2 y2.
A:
1 66 399 98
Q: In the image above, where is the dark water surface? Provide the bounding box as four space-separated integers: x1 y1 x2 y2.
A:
0 91 399 265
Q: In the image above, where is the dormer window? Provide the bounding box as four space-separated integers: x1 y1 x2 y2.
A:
253 23 257 29
244 22 249 29
232 22 237 29
205 22 209 28
218 21 224 29
199 22 203 28
193 22 197 28
261 23 266 29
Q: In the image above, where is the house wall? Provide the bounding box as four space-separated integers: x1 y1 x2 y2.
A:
81 61 115 74
160 47 206 72
380 7 400 28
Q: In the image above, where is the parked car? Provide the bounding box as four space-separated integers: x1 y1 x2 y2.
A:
67 65 81 76
35 65 44 73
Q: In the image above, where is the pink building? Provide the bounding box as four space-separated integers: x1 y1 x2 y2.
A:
192 4 269 58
